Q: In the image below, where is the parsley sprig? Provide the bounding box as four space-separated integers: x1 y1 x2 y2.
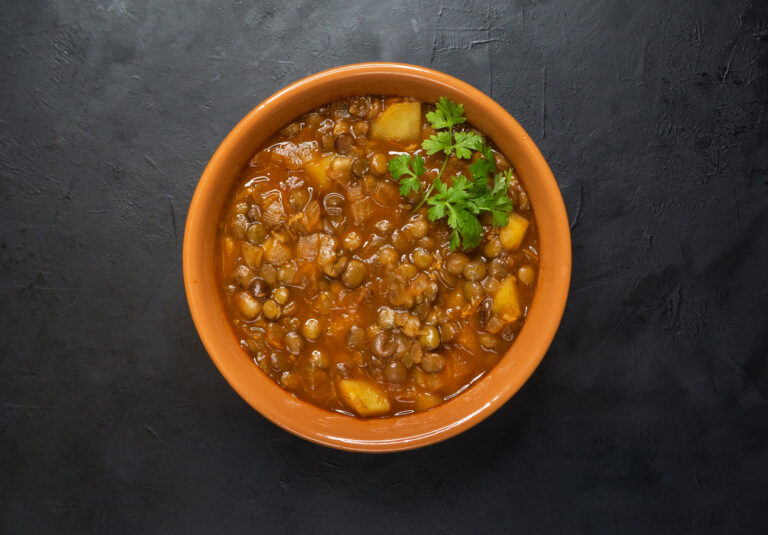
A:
388 153 425 196
387 97 515 250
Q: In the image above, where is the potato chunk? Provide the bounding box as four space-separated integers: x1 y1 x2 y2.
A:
492 276 522 323
414 393 442 412
338 379 391 417
499 212 529 251
303 155 334 188
370 102 421 141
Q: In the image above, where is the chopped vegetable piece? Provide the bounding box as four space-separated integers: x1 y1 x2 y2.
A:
221 236 238 274
338 379 391 417
370 102 421 141
303 155 334 188
500 212 529 251
414 392 443 412
262 199 285 227
241 243 263 269
492 276 522 323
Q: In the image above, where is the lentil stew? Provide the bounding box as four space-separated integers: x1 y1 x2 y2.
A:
216 96 538 418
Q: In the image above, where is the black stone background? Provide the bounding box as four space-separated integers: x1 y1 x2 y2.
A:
1 0 767 533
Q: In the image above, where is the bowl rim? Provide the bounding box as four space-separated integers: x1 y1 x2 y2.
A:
183 62 571 452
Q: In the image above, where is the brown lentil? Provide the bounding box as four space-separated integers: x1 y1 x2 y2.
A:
284 332 304 355
518 265 536 286
420 326 440 350
412 248 433 270
385 361 408 383
273 286 290 305
463 259 487 281
421 353 446 373
445 252 469 275
262 299 281 321
302 318 322 340
342 259 367 288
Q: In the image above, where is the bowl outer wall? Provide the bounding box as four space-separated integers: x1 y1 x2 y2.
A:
183 63 571 452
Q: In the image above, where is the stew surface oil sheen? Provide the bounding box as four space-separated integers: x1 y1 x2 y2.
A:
217 96 538 418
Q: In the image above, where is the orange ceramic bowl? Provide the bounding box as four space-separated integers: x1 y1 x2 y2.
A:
183 63 571 452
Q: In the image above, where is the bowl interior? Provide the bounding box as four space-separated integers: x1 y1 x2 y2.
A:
183 63 571 452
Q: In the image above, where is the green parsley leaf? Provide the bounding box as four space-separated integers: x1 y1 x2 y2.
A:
426 178 447 220
449 229 461 250
469 145 496 188
489 170 516 225
399 175 421 196
455 207 483 249
388 153 426 195
422 130 453 156
426 174 485 249
425 97 467 130
468 169 515 226
422 130 483 159
452 131 484 159
428 174 472 215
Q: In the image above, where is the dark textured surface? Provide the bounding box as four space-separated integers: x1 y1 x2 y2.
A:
2 0 767 532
